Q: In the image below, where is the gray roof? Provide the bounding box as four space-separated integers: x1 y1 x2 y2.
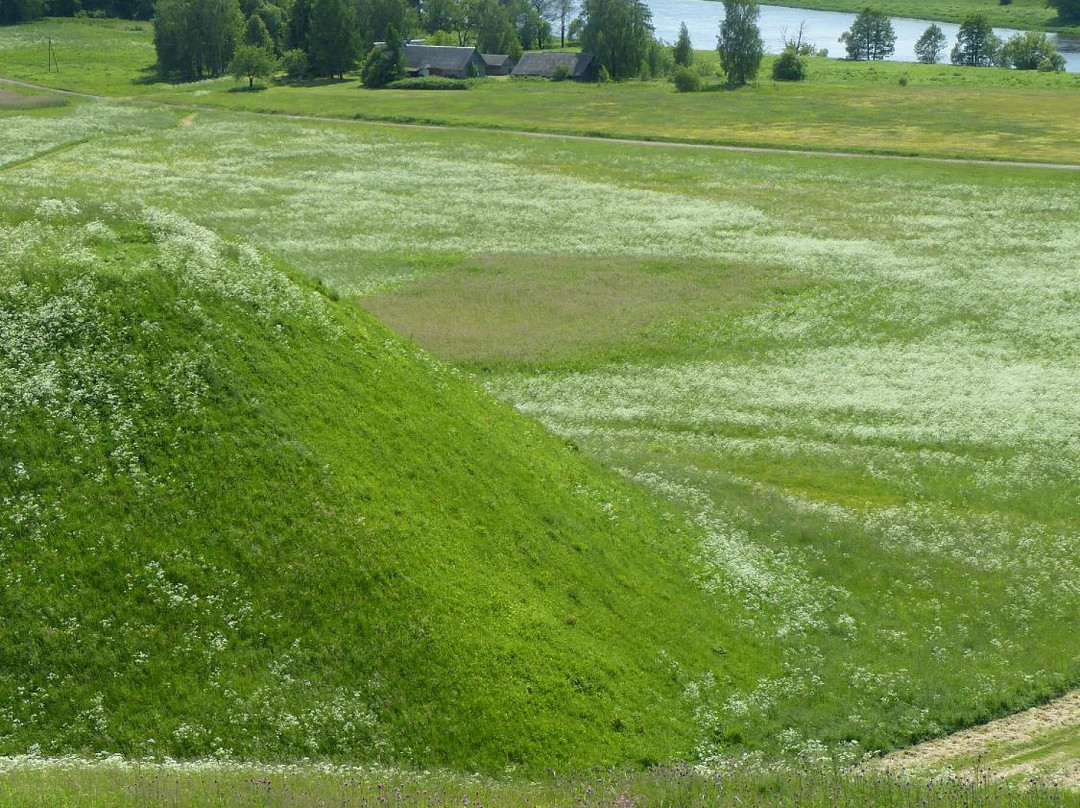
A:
403 44 481 73
511 51 592 78
481 53 514 68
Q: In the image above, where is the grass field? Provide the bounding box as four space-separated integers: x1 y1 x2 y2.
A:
2 9 1080 789
3 97 1079 768
4 19 1080 163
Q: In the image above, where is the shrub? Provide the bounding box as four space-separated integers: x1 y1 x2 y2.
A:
672 65 701 91
645 38 674 79
386 76 470 89
771 47 806 81
360 45 404 88
898 72 908 85
282 48 309 79
552 63 572 81
1002 30 1065 71
597 65 612 82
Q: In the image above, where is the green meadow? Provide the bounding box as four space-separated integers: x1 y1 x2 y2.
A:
4 19 1080 162
2 10 1080 804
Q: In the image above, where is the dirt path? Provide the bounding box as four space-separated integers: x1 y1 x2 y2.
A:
0 76 101 99
876 691 1080 787
3 75 1080 171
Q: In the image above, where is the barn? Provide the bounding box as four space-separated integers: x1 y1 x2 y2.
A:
403 44 487 78
482 53 517 75
510 51 593 79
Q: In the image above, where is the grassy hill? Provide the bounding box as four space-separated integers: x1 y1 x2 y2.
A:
0 200 761 772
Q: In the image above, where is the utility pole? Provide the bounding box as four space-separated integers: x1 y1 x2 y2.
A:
47 38 59 72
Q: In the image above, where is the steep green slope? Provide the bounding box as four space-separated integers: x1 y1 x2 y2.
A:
0 201 761 772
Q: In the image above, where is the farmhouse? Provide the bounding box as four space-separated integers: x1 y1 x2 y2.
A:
511 51 593 79
403 43 487 78
482 53 517 75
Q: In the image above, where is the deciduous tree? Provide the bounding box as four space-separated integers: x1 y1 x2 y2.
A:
1047 0 1080 23
839 8 895 61
308 0 358 77
230 42 277 87
914 23 946 64
950 12 1001 66
552 0 576 46
1002 30 1065 70
717 0 763 85
580 0 653 80
473 0 518 54
154 0 243 79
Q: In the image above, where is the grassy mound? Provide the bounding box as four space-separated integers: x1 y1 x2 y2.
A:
0 201 756 772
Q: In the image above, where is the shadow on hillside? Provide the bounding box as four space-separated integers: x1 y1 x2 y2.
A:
700 82 753 92
275 76 354 88
131 64 163 86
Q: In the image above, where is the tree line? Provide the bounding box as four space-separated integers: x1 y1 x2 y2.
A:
837 7 1065 72
152 0 585 80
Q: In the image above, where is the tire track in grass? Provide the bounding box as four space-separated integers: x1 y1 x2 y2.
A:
875 690 1080 788
0 138 90 172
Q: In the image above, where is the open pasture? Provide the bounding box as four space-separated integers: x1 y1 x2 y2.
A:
3 97 1078 766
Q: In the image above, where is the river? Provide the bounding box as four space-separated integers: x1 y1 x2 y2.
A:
644 0 1080 72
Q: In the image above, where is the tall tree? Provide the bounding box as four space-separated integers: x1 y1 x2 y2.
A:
1047 0 1080 22
421 0 460 33
286 0 312 49
950 12 1001 66
515 2 550 49
244 12 273 48
551 0 575 46
673 20 693 66
913 23 946 64
308 0 358 77
154 0 243 79
473 0 517 53
717 0 762 85
252 3 287 53
839 8 895 60
580 0 652 80
357 0 408 48
0 0 46 24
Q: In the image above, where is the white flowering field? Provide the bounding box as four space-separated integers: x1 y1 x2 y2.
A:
2 98 1079 769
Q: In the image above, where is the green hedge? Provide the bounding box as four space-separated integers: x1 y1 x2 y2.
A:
386 76 469 90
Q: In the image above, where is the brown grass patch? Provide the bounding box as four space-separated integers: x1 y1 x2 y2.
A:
362 253 795 367
0 89 67 110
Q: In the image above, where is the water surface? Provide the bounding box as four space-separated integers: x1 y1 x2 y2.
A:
646 0 1080 72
